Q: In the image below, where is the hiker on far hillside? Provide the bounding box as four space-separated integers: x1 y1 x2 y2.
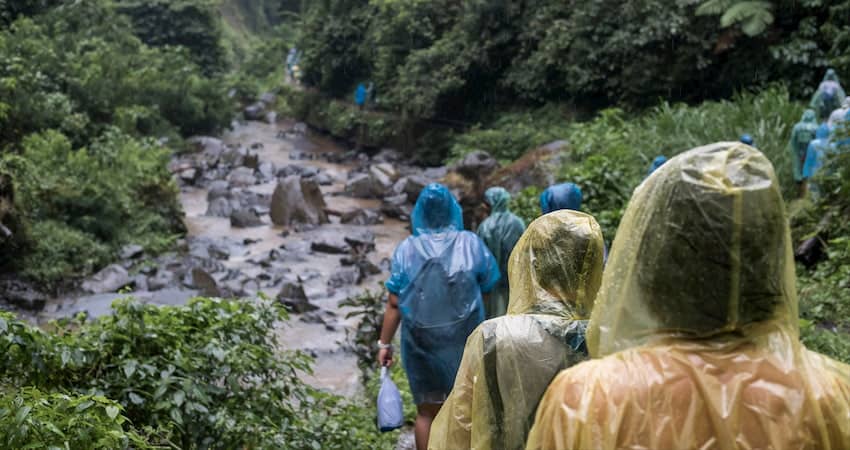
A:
811 69 846 122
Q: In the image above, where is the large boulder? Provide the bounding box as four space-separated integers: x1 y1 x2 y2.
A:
381 194 412 221
191 268 222 297
451 150 500 179
485 140 567 193
82 264 132 294
188 136 225 160
277 280 317 313
206 197 234 217
0 278 47 310
207 180 231 201
345 173 376 198
270 176 329 227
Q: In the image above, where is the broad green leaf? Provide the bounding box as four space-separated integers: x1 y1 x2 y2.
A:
105 405 120 420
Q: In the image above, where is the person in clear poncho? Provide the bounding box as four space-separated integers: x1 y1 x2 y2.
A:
429 210 605 450
526 143 850 450
811 69 846 122
379 183 500 450
789 109 819 183
539 183 582 214
828 97 850 128
477 187 526 319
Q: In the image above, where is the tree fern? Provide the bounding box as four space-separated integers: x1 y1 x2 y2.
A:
697 0 774 37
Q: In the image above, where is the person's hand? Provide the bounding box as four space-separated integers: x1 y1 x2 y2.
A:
378 347 394 367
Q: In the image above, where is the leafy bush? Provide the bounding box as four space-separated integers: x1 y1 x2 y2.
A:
0 297 401 449
0 0 230 147
1 129 182 285
0 388 152 450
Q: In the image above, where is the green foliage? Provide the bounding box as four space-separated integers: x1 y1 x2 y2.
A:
697 1 774 37
0 0 230 147
449 108 568 163
1 129 182 285
0 388 153 450
509 186 542 227
115 0 228 73
0 297 399 449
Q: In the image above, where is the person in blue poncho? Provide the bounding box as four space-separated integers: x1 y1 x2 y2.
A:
740 134 755 147
803 123 836 199
647 155 667 177
378 183 500 450
540 182 583 214
788 109 819 185
476 187 525 319
811 69 846 122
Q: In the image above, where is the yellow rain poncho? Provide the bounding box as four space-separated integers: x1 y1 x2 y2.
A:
527 143 850 450
429 210 605 450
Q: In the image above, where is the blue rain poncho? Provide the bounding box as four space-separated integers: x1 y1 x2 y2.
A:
476 187 526 319
803 124 833 180
740 134 755 146
811 69 846 122
540 183 582 214
386 184 500 405
647 155 667 177
788 109 819 182
355 83 368 106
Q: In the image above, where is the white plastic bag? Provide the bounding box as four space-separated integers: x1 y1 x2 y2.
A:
377 366 404 432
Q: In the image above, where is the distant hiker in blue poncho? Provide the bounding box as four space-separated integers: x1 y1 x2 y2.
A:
378 183 500 450
647 155 667 177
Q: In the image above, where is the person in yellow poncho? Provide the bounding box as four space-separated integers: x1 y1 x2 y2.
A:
429 209 605 450
526 142 850 450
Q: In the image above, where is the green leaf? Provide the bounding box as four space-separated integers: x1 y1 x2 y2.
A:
105 405 120 420
0 317 7 333
14 405 32 425
169 408 183 425
123 360 137 378
173 390 185 407
74 400 93 412
128 392 144 405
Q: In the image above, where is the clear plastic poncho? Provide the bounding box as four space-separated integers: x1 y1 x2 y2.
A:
811 69 846 122
386 183 500 405
527 143 850 450
539 183 582 214
430 210 605 450
789 109 819 182
477 187 526 319
828 97 850 127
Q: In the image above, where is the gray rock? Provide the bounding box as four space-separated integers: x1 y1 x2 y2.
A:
277 281 317 313
382 194 412 220
373 148 403 163
423 166 448 180
244 102 266 121
344 230 376 253
345 173 376 198
454 150 500 177
315 172 334 186
0 278 47 310
191 268 222 297
230 208 264 228
82 264 132 294
120 244 144 260
340 208 383 226
148 270 175 291
328 267 362 288
133 274 148 292
228 167 257 187
207 180 230 201
221 148 245 167
277 164 305 178
257 162 276 181
293 122 308 135
205 197 234 217
269 176 329 226
179 168 199 185
265 111 278 124
310 237 350 254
